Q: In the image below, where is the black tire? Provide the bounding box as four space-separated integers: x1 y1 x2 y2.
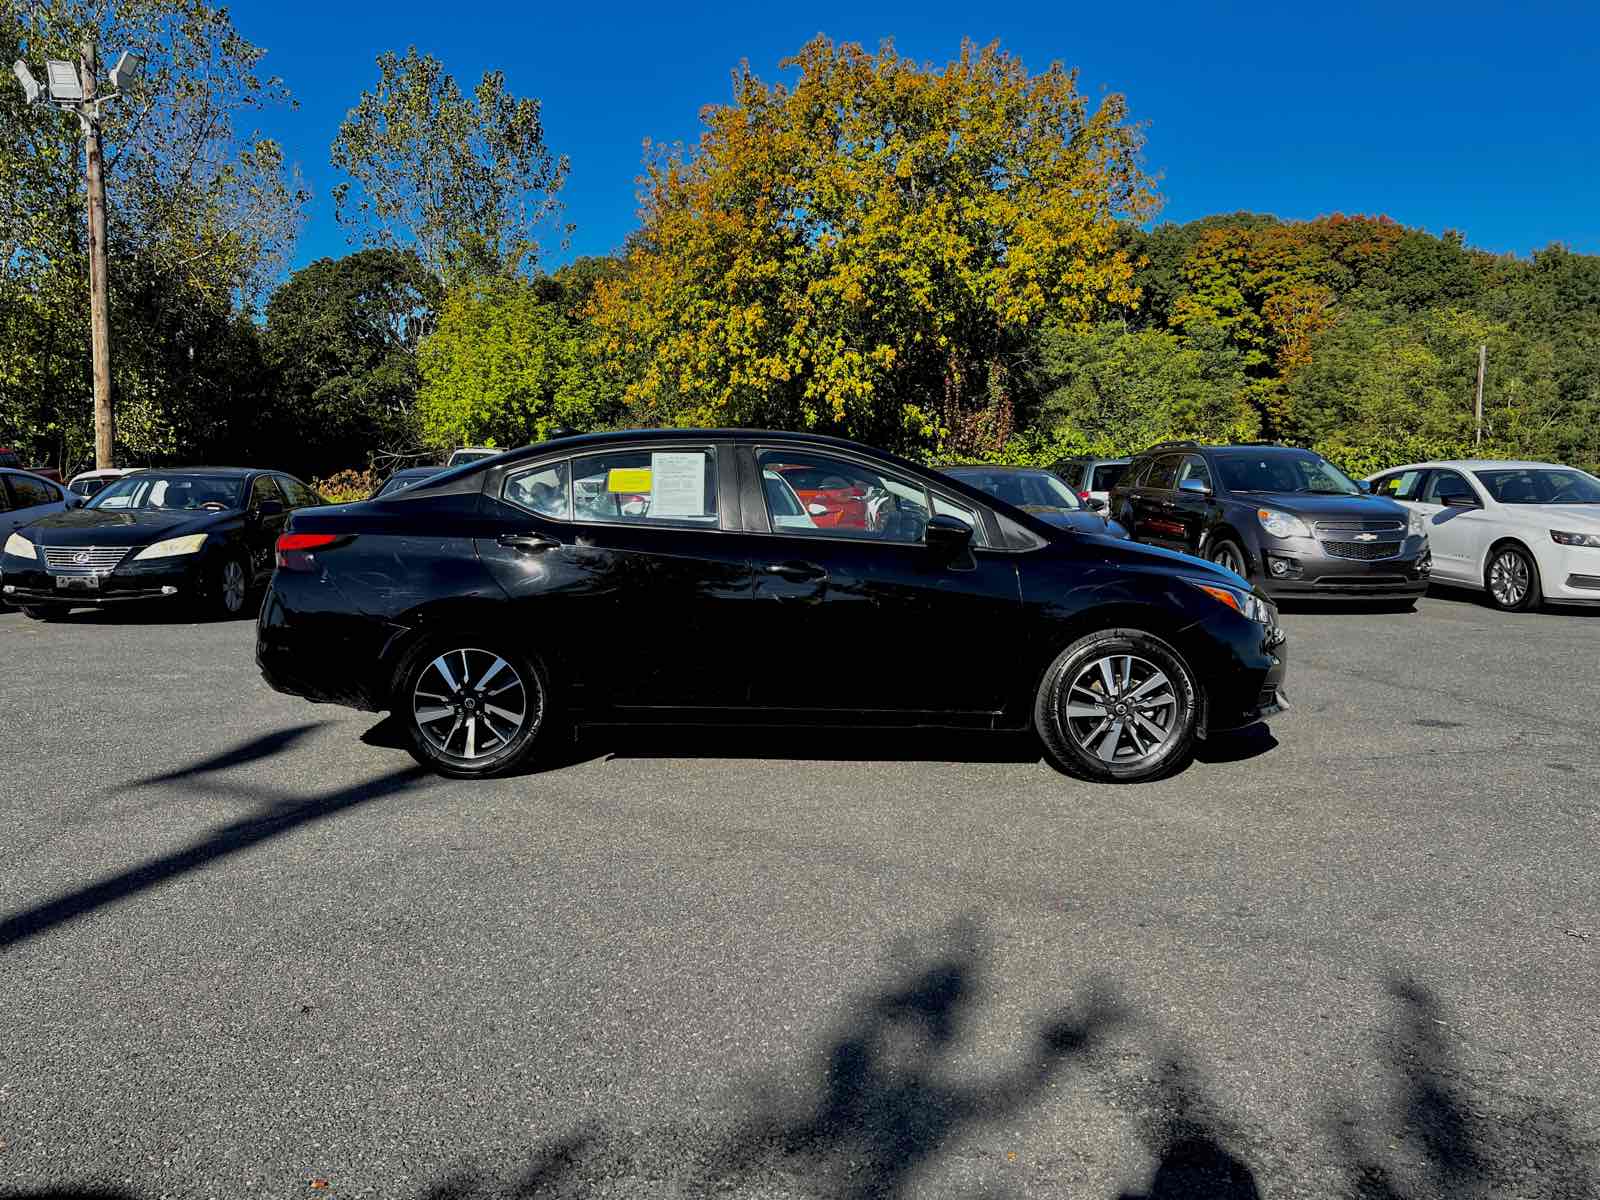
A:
1207 538 1251 581
22 605 70 621
1034 628 1201 783
398 641 548 778
1484 542 1541 613
207 553 251 620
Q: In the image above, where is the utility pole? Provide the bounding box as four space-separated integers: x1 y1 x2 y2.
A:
1474 343 1486 450
82 39 113 469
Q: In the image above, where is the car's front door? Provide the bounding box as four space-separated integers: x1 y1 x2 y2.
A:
1414 469 1492 581
1167 454 1215 553
741 446 1020 718
475 444 756 711
1131 454 1183 548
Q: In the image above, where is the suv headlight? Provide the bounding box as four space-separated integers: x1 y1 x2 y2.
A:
1256 508 1312 539
1551 529 1600 548
133 533 208 560
4 532 37 559
1409 509 1428 537
1188 579 1272 624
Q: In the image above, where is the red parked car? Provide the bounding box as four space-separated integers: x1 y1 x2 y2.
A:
771 462 872 529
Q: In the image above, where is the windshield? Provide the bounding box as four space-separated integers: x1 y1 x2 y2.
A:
89 473 244 512
1473 468 1600 504
448 449 496 466
376 471 437 497
1215 453 1360 495
946 468 1082 510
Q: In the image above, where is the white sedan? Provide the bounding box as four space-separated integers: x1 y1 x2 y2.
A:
1367 459 1600 611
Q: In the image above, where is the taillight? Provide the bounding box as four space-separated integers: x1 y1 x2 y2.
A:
1078 490 1092 501
275 532 345 570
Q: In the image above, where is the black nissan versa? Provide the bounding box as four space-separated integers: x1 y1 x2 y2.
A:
1109 442 1431 603
258 429 1287 783
2 468 323 619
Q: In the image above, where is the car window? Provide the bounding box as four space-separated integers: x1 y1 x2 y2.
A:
249 475 284 509
1214 453 1360 495
276 475 319 508
7 473 57 509
570 449 717 526
1474 468 1600 504
0 475 13 512
503 461 573 520
1177 455 1212 490
930 492 988 547
1373 469 1425 500
1090 463 1127 491
1053 461 1085 488
1422 470 1476 505
1144 455 1181 490
757 450 929 543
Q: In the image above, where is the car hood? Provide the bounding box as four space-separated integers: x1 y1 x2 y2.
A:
1231 492 1406 520
1505 504 1600 529
19 506 237 546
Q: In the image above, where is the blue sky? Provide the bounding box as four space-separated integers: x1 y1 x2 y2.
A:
232 0 1600 274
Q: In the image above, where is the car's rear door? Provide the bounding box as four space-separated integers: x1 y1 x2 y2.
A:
475 441 756 712
1131 454 1183 547
1416 469 1491 581
739 445 1020 718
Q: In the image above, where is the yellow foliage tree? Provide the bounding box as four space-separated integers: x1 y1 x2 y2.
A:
589 36 1158 456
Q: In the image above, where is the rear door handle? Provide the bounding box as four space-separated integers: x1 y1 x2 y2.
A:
763 560 828 582
498 532 560 553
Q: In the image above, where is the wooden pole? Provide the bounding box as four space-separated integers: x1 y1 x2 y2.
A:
81 38 114 470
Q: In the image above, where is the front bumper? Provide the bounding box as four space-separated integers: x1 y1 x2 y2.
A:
1254 533 1431 600
0 556 203 606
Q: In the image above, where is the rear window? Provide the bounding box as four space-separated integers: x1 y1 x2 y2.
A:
1053 461 1085 488
1091 463 1127 491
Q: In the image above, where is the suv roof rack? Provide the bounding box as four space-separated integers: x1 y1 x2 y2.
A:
1140 439 1203 453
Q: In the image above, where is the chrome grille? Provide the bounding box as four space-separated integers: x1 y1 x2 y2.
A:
42 545 132 573
1323 539 1402 561
1314 519 1405 534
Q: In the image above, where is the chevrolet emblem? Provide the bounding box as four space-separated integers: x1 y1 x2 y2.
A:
1354 533 1378 542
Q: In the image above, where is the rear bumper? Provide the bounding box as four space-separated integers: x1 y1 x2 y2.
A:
256 581 394 712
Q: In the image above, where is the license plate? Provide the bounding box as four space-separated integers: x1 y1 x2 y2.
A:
55 574 99 590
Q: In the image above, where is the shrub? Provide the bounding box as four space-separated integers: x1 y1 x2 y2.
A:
311 467 381 503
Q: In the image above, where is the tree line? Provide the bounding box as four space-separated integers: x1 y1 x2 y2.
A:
4 5 1598 490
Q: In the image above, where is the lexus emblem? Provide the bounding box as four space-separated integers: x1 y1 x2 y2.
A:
1354 533 1378 542
73 550 91 565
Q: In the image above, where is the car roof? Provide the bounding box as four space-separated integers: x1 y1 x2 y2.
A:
943 464 1055 473
1380 459 1575 472
392 466 444 477
127 466 263 476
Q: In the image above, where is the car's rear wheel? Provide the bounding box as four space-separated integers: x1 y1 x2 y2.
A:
400 643 547 778
1485 543 1541 612
1208 539 1250 580
1035 629 1201 783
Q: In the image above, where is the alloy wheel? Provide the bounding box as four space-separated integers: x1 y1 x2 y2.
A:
411 648 538 765
1210 544 1244 576
1488 549 1530 608
222 560 247 613
1060 653 1180 764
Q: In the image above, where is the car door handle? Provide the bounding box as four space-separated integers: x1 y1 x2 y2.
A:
497 532 560 553
763 560 828 582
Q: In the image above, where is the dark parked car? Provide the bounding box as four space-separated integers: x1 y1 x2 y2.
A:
940 466 1130 538
258 429 1287 783
1109 442 1430 602
372 466 446 498
1 469 81 605
2 468 322 620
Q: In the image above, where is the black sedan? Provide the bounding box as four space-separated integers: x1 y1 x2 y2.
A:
940 465 1131 538
2 468 323 620
258 429 1287 783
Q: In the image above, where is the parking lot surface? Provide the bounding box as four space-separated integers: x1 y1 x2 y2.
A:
2 594 1598 1199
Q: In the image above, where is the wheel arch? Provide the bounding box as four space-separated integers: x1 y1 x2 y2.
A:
1198 523 1252 570
1480 533 1540 585
377 601 562 711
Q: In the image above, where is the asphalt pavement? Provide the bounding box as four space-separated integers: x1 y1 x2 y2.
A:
2 591 1598 1199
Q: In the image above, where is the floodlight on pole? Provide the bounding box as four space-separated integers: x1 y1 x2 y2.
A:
12 60 41 105
45 59 84 103
108 50 142 91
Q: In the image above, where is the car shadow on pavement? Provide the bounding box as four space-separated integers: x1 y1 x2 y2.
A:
1421 585 1600 619
10 923 1596 1200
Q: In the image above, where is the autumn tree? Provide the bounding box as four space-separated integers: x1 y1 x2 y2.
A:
589 36 1157 458
331 48 569 281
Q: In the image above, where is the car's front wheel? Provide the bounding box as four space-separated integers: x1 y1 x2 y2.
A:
1207 539 1250 580
1034 629 1201 783
399 643 547 778
1485 543 1541 612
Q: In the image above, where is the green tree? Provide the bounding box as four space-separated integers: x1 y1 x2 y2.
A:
331 47 569 280
260 249 443 477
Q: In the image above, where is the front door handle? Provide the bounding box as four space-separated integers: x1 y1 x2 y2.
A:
763 560 828 582
498 532 560 553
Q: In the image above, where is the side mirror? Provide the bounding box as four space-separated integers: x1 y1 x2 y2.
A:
255 499 285 518
1178 477 1211 496
1357 479 1374 494
1086 497 1109 513
925 513 974 556
1443 494 1479 509
807 502 829 516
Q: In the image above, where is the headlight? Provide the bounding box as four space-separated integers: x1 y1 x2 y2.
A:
133 533 208 560
1256 508 1312 539
1409 509 1428 537
4 532 37 559
1551 529 1600 548
1188 579 1272 624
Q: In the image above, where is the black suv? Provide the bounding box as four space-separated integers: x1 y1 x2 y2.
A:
1109 442 1431 602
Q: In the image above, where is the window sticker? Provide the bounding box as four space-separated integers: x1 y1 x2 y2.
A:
650 452 706 517
607 467 652 494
